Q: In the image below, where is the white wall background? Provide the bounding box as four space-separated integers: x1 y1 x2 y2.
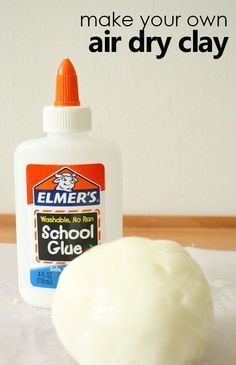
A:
0 0 235 215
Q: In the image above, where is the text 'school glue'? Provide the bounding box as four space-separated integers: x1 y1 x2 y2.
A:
14 58 122 308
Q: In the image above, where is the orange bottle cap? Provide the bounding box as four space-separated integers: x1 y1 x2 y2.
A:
54 58 80 107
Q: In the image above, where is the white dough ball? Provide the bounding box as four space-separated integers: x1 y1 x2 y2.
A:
52 237 213 365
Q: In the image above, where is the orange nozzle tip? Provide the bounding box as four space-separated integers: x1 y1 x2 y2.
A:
54 58 80 107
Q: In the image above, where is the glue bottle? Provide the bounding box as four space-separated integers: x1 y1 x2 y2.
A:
14 58 122 308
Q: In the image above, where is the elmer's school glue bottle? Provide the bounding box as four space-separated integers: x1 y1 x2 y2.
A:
14 58 122 308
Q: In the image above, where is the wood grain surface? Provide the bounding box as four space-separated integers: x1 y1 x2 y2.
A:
1 214 236 250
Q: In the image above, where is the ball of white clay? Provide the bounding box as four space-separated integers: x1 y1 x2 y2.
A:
52 237 213 365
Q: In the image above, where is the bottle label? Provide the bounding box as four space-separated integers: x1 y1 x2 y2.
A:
26 164 105 289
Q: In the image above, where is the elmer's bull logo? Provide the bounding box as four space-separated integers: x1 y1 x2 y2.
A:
33 167 100 207
53 173 77 192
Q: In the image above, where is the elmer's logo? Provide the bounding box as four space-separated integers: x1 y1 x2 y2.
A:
33 167 100 207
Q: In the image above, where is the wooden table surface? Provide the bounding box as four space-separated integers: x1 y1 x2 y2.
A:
1 214 236 250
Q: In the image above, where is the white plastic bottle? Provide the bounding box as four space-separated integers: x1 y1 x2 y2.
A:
14 58 122 308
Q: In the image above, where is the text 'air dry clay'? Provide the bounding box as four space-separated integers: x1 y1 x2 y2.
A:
15 58 122 308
